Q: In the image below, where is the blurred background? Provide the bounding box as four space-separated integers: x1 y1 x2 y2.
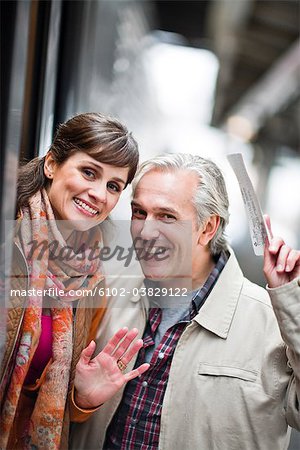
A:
1 1 299 446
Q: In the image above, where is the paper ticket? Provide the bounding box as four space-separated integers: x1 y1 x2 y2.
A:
227 153 272 256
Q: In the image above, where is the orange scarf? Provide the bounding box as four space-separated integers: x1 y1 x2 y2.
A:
1 189 103 449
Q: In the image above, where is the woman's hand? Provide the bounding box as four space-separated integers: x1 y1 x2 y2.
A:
263 215 300 288
74 327 149 409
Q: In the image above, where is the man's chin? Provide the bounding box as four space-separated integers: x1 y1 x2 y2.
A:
141 268 190 283
139 260 192 283
143 273 165 282
141 268 169 282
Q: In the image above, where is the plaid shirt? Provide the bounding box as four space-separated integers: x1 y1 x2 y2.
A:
104 252 228 450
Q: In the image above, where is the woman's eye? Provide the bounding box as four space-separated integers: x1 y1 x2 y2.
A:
83 168 95 179
107 182 120 193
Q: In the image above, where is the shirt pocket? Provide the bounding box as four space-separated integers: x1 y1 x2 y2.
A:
198 362 258 382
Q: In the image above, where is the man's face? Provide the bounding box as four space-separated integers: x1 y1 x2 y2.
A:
130 169 201 284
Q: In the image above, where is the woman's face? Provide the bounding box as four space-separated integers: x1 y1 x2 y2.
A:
44 151 129 230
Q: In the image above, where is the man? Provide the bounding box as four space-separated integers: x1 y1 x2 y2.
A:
71 153 300 450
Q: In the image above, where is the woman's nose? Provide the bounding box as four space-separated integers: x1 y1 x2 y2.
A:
89 183 107 204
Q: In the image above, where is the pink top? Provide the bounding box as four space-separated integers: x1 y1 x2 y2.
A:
25 315 53 386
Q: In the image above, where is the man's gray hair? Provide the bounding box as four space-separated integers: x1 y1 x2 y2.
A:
132 153 229 255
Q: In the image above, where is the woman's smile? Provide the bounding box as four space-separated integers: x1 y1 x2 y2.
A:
73 197 100 216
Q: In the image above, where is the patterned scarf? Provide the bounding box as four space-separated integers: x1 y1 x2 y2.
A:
1 189 104 449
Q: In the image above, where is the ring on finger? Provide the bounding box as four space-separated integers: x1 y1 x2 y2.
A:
117 359 127 371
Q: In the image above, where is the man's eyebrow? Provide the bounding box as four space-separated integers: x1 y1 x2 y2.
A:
154 207 179 216
131 201 179 215
131 201 142 208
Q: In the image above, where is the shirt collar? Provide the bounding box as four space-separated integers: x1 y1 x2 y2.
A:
193 248 244 339
191 251 229 315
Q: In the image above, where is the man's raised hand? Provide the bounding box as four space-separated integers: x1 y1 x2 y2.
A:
263 215 300 288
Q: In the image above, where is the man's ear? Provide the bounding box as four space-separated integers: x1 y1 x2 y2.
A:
44 152 57 179
198 215 220 247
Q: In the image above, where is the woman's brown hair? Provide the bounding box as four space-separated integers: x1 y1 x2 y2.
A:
17 112 139 211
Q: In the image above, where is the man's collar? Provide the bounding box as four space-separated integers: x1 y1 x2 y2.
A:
192 248 244 339
191 250 229 313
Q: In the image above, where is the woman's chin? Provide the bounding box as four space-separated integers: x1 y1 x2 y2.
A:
71 218 101 232
55 218 98 237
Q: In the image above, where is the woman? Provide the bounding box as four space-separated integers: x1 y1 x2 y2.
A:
0 113 149 449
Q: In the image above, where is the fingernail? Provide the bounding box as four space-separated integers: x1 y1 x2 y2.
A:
269 246 276 252
286 265 291 272
276 265 283 271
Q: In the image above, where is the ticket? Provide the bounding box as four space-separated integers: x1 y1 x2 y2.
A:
227 153 272 256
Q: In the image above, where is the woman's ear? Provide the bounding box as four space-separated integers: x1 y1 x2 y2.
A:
198 215 220 247
44 152 57 179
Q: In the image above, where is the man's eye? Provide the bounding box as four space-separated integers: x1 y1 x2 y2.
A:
107 182 121 193
83 168 95 179
132 208 146 219
160 214 176 222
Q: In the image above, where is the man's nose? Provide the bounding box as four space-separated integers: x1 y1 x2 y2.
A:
139 219 160 241
89 182 107 204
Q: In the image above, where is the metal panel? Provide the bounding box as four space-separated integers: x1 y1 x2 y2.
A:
38 0 62 155
0 0 31 364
